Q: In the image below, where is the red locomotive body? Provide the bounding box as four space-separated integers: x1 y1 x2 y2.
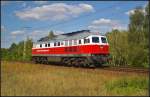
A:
32 45 109 55
32 30 109 67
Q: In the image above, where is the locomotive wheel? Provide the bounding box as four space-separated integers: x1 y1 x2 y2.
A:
79 58 86 67
38 57 42 64
71 58 77 67
39 57 47 64
81 58 89 67
67 60 72 67
65 58 72 67
61 58 67 65
40 57 44 64
82 58 95 68
32 57 37 64
89 64 95 68
44 57 48 64
72 58 80 67
77 59 82 67
61 57 95 68
33 57 38 64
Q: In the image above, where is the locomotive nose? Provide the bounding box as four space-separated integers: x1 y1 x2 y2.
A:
99 45 109 54
100 45 104 48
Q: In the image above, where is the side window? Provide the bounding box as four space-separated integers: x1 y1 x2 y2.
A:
87 39 90 43
45 43 47 47
40 44 42 48
33 44 36 48
48 43 50 47
69 40 72 46
54 42 57 46
65 41 68 46
92 37 99 43
74 40 77 45
61 42 64 45
78 40 81 44
84 38 90 44
101 37 107 43
58 42 60 46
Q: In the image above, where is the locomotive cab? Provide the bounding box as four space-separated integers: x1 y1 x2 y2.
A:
86 35 109 65
91 35 108 44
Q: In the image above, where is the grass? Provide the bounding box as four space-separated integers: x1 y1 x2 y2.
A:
1 61 149 96
105 77 149 96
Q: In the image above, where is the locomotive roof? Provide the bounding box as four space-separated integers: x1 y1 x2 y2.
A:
61 30 90 36
35 30 103 44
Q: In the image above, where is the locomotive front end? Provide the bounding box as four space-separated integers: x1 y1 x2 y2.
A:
90 35 110 66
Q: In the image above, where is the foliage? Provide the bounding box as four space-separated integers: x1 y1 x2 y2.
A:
106 3 149 68
106 30 129 66
48 30 56 39
1 37 33 61
1 31 56 62
105 77 149 95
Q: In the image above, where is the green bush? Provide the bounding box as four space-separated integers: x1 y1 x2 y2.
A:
105 77 149 95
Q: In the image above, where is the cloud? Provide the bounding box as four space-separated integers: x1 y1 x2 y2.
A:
125 8 145 15
1 25 5 32
28 30 49 41
91 18 113 26
15 3 94 21
22 2 27 7
11 30 25 36
29 29 64 37
125 9 135 15
10 29 65 42
25 29 65 42
112 25 127 31
1 1 10 6
89 18 119 27
88 18 127 32
54 30 65 35
30 30 48 36
34 1 48 5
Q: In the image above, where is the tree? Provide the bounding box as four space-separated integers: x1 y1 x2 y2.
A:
48 30 55 40
106 29 128 66
143 3 149 47
127 4 149 67
1 48 10 60
9 43 18 60
106 3 149 67
25 37 33 61
128 6 145 43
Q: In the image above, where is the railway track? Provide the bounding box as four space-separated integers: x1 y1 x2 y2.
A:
8 61 149 74
101 66 149 74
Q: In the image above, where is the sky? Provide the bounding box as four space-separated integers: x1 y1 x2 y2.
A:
1 1 148 48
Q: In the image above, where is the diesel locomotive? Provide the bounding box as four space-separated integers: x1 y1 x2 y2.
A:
32 30 110 67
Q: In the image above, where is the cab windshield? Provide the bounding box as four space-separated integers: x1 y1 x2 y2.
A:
101 37 107 43
92 37 99 43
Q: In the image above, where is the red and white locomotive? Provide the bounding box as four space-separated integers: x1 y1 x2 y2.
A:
32 30 110 67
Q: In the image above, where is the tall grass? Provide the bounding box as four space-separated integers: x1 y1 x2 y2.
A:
1 61 149 96
105 77 149 96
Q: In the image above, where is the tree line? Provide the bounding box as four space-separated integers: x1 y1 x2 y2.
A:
106 3 149 68
1 3 149 67
1 31 55 61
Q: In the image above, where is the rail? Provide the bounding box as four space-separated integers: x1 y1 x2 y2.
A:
101 66 149 74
